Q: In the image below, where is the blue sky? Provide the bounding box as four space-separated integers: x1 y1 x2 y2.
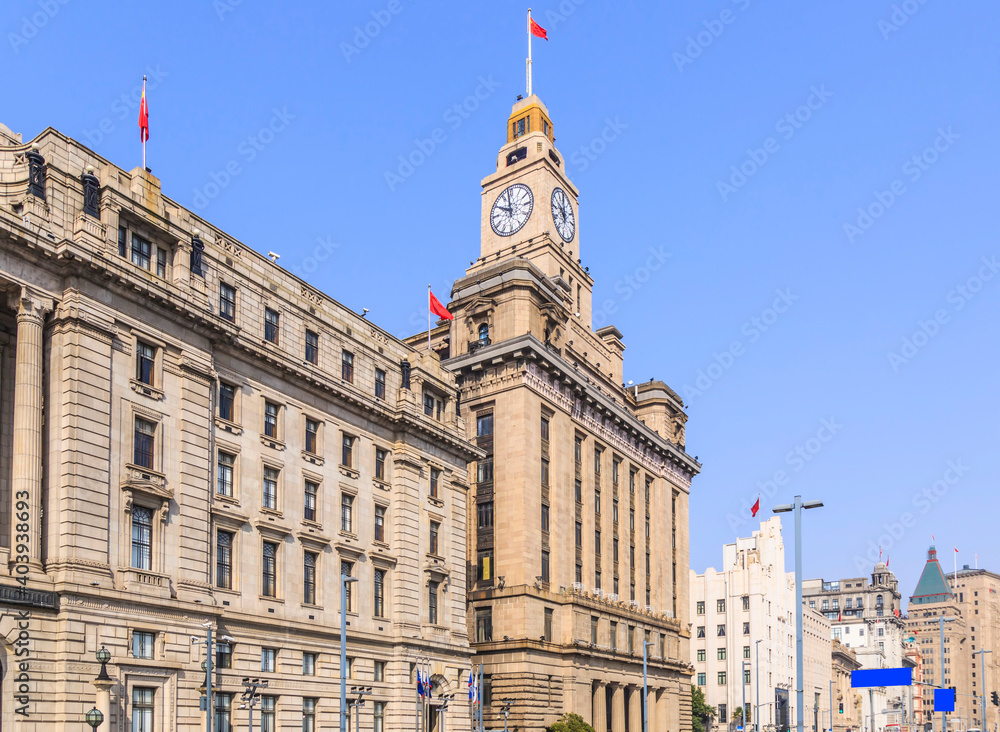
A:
6 1 998 606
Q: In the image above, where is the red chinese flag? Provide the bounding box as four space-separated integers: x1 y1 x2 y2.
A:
530 17 548 40
139 81 149 143
751 496 760 517
429 291 453 321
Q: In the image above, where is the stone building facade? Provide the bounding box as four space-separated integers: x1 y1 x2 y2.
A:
406 95 700 732
0 121 478 730
946 566 1000 731
832 640 862 732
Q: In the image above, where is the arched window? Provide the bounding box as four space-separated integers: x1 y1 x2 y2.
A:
478 324 490 346
131 506 153 570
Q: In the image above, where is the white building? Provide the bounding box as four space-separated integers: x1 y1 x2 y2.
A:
691 518 831 732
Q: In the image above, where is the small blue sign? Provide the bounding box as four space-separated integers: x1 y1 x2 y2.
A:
851 668 913 688
933 689 955 712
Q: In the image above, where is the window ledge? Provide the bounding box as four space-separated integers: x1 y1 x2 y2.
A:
339 530 359 541
258 596 285 604
214 493 240 506
130 379 164 400
338 465 360 480
428 495 444 508
215 417 242 435
373 478 391 491
302 451 324 466
260 434 285 451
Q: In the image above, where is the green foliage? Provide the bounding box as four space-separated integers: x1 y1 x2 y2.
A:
547 713 596 732
692 685 716 732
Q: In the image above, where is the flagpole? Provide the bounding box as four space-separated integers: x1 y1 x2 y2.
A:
141 75 147 170
427 285 431 353
527 8 533 97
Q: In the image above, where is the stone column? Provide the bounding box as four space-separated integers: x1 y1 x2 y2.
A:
629 686 642 732
613 684 626 732
9 288 51 568
92 678 114 727
594 683 608 732
655 688 667 732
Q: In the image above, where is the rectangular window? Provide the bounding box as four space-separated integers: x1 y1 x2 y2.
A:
131 506 153 570
217 451 235 497
218 382 236 422
156 246 167 277
374 702 385 732
304 481 318 522
544 608 553 640
220 283 236 321
541 550 550 583
595 529 601 555
136 341 155 385
133 687 155 732
341 435 353 467
477 413 494 436
540 416 550 442
374 660 386 682
264 308 280 344
303 698 317 732
697 626 706 638
697 601 705 615
697 673 706 686
133 417 156 469
305 418 319 454
575 563 582 584
428 580 439 624
216 530 233 589
375 448 388 481
743 622 750 635
303 551 317 604
575 479 582 503
541 503 550 532
717 624 726 637
744 645 751 659
131 233 152 269
591 616 599 644
423 393 434 416
262 542 277 597
303 652 316 676
595 489 601 515
342 561 354 612
594 448 602 475
305 329 319 365
613 499 619 525
375 368 386 399
697 649 706 662
717 599 726 613
718 648 727 660
610 621 617 651
718 672 727 685
742 595 750 611
575 521 582 548
261 648 277 673
477 550 492 582
374 568 386 617
374 505 386 542
132 630 155 659
341 493 354 533
744 669 752 684
263 401 279 439
216 641 233 669
477 457 493 484
575 436 583 464
341 350 354 382
263 466 279 510
429 520 440 555
260 696 276 732
476 607 493 642
541 458 549 487
118 225 127 257
430 467 440 497
477 501 493 529
215 693 233 732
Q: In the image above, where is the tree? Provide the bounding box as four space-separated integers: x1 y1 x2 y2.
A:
547 713 597 732
692 686 716 732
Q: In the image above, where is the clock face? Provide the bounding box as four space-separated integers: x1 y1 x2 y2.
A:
551 187 576 242
490 183 533 237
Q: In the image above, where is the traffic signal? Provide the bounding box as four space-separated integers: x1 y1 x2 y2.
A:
991 691 999 707
839 703 844 714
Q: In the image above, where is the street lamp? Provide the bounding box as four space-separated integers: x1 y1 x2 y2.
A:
95 646 112 682
438 692 456 732
85 706 104 729
192 624 235 732
349 686 373 732
500 699 513 732
644 640 655 732
774 496 824 732
341 572 360 732
241 677 268 732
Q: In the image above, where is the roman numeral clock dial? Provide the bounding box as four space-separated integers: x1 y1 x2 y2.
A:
551 187 575 242
490 183 533 236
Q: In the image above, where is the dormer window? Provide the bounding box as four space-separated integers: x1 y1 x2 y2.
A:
478 324 490 346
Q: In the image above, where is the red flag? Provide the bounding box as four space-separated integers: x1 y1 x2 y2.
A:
838 610 842 622
429 291 453 321
751 496 760 517
530 17 548 40
139 77 149 143
955 547 959 553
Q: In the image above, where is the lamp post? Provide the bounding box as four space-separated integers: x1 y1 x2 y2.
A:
85 706 104 729
500 699 513 732
644 640 655 732
90 645 115 727
341 572 359 732
774 496 824 732
975 650 992 730
438 692 456 732
192 625 235 732
241 677 267 732
349 686 373 732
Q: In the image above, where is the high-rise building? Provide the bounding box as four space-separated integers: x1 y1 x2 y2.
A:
690 517 832 732
905 547 973 732
0 121 478 730
406 94 701 732
803 563 907 732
